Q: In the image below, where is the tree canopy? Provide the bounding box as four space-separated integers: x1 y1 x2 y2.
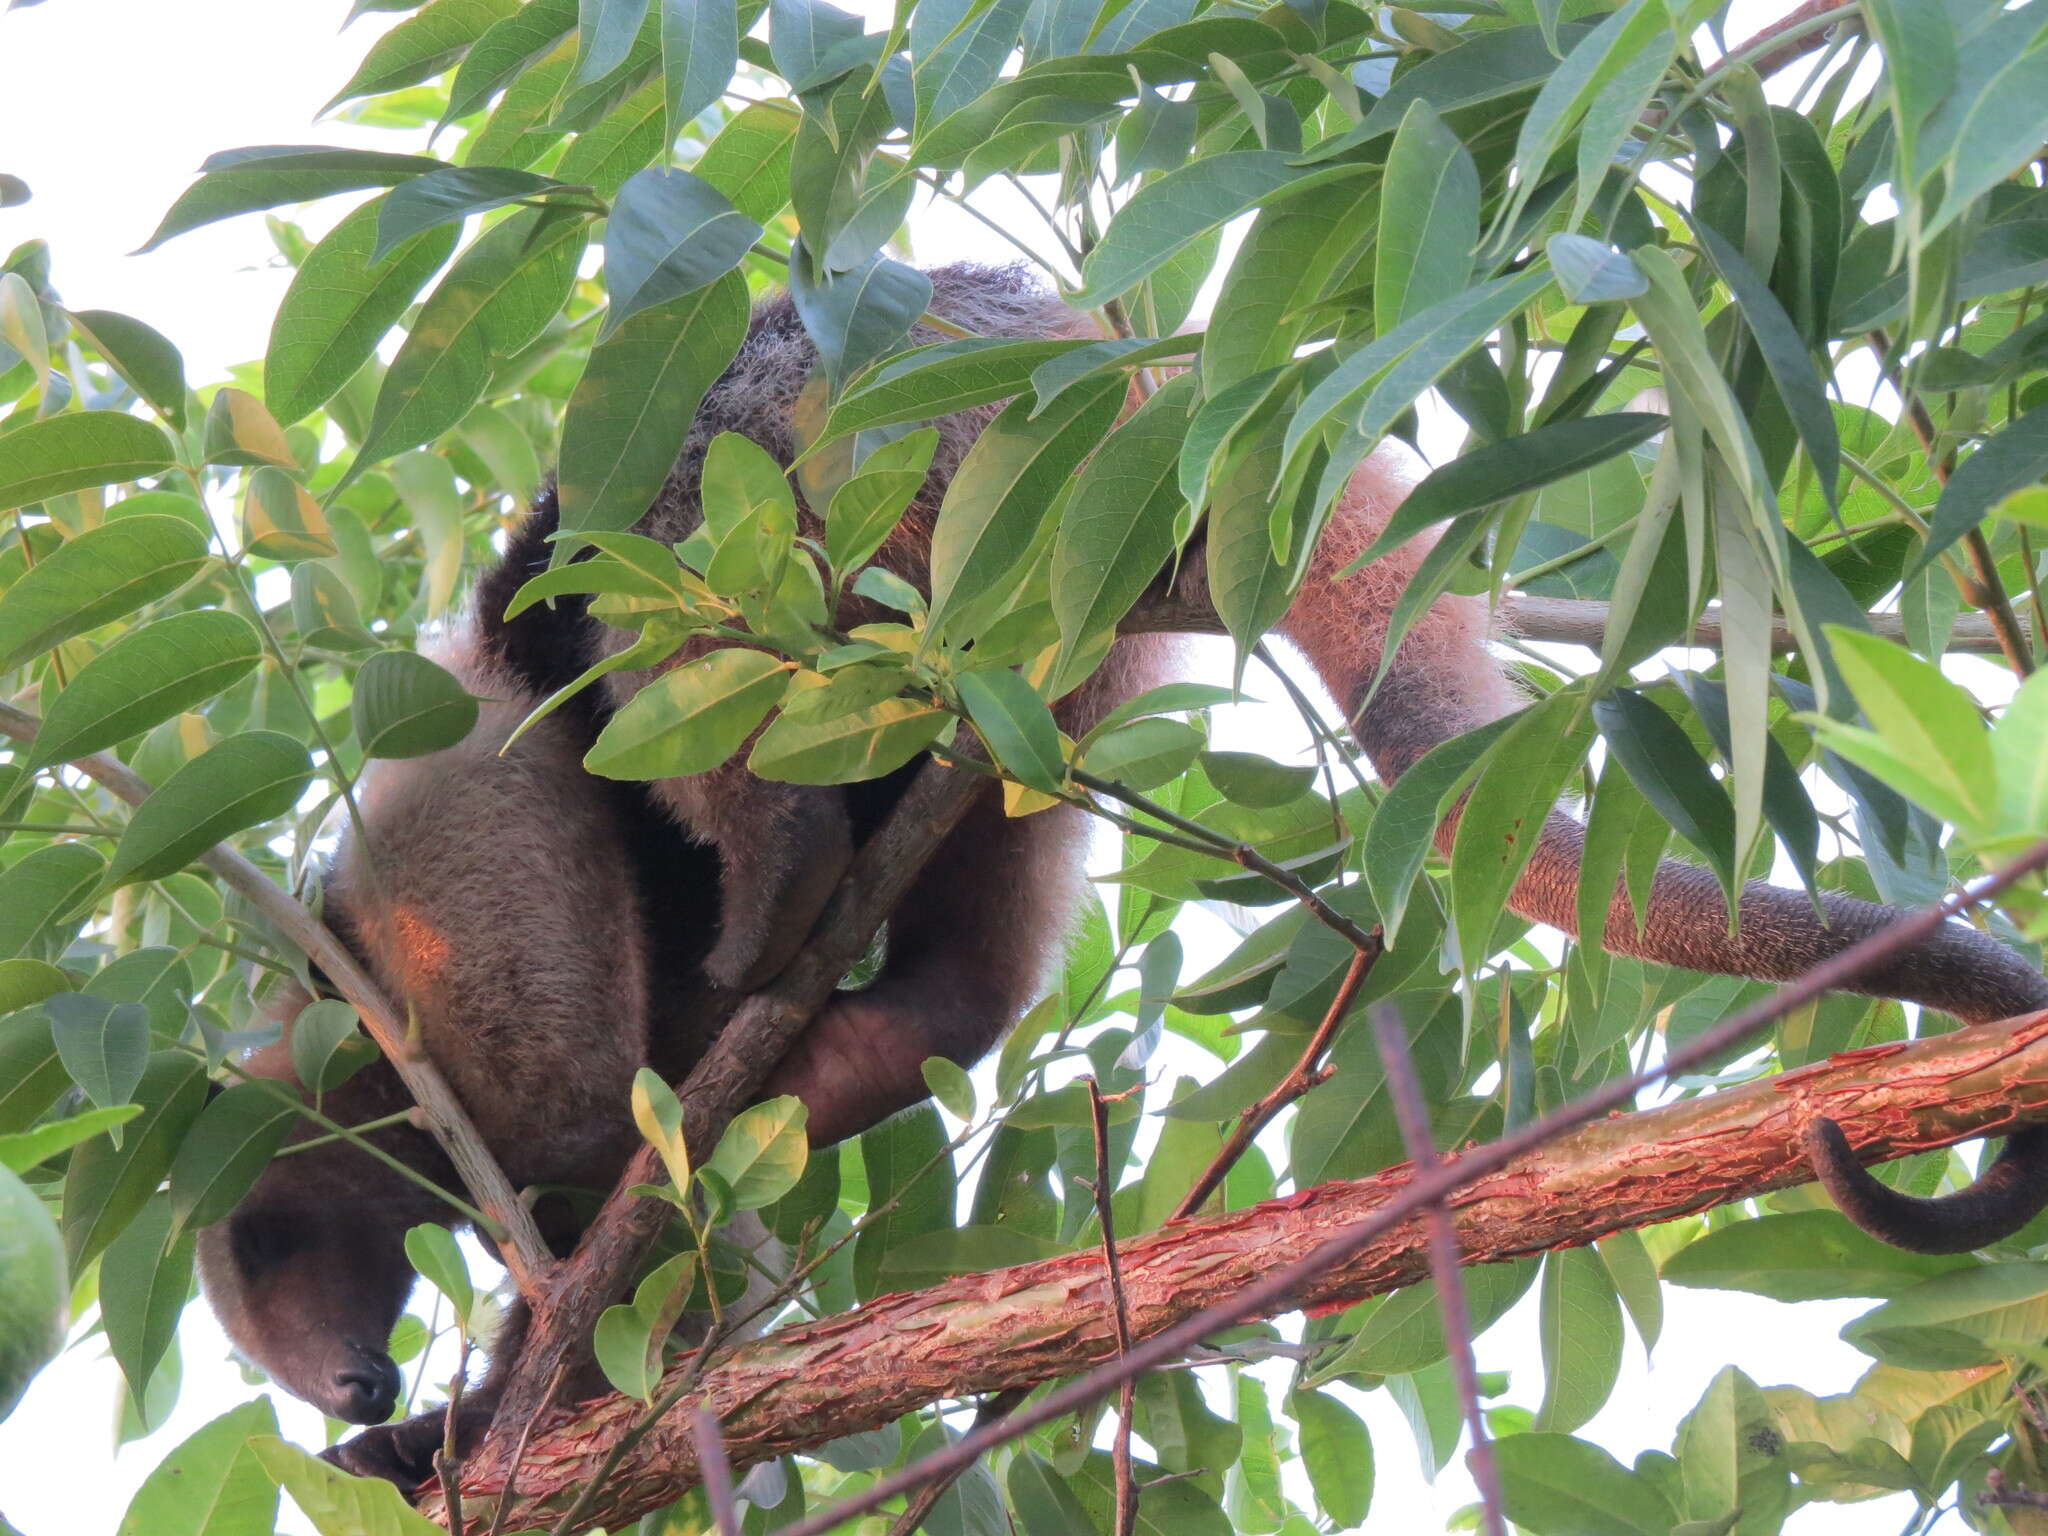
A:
8 1 2048 1533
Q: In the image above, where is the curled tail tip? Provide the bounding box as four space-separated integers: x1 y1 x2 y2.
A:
1803 1115 2048 1255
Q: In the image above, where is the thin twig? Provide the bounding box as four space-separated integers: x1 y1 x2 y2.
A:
760 833 2048 1536
1868 327 2035 676
1088 1079 1140 1536
1067 767 1379 951
694 1409 743 1536
434 1340 473 1536
1372 1004 1504 1536
0 699 555 1290
1172 942 1380 1221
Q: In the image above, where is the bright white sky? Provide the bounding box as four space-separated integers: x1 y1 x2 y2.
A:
0 3 1944 1534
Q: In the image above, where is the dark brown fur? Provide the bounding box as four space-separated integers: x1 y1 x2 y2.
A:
203 263 2048 1490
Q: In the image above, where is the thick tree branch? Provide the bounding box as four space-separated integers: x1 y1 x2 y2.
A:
437 1009 2048 1531
0 699 556 1291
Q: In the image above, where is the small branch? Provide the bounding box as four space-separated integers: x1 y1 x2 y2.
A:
1172 941 1380 1221
1372 1004 1503 1536
693 1409 742 1536
1868 327 2035 676
1088 1080 1140 1536
440 838 2048 1531
1067 767 1380 952
1727 0 1856 80
0 700 555 1292
883 1390 1028 1536
435 1340 473 1536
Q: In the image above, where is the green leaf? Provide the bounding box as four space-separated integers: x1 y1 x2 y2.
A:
68 310 188 430
101 1193 195 1410
1327 1258 1537 1379
1694 221 1840 514
1291 1389 1373 1528
632 1066 691 1192
1199 751 1313 809
350 650 480 759
1820 627 1997 833
138 146 447 253
1840 1261 2048 1370
747 684 947 785
824 337 1088 442
1536 1246 1623 1433
264 197 461 428
1376 101 1479 336
0 1105 142 1174
1597 1228 1662 1356
958 668 1064 794
920 1057 976 1122
1495 1432 1669 1536
62 1051 207 1270
703 1096 810 1211
926 375 1125 645
1050 371 1197 662
371 165 563 262
165 1081 297 1236
587 649 790 779
241 466 335 559
1913 406 2048 580
1078 716 1204 792
251 1435 447 1536
1674 1365 1793 1533
694 100 801 225
289 1000 371 1095
1548 234 1648 302
0 412 177 515
575 0 652 84
29 612 262 770
323 0 523 111
1072 151 1316 309
201 388 296 470
114 1399 280 1536
1347 414 1667 571
593 1249 696 1401
559 270 750 537
852 1104 954 1299
443 0 578 123
0 843 109 961
1285 267 1555 471
46 993 149 1114
1361 715 1513 948
1592 688 1737 900
661 0 742 139
1070 1450 1231 1536
825 427 939 574
1449 691 1596 975
355 207 586 468
404 1222 475 1328
109 732 314 889
787 248 931 391
601 169 762 338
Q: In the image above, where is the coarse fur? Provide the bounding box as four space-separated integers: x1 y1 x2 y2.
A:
203 262 2048 1490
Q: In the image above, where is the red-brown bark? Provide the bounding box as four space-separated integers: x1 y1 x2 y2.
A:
432 1009 2048 1533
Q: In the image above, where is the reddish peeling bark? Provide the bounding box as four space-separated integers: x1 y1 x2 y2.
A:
429 1010 2048 1532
